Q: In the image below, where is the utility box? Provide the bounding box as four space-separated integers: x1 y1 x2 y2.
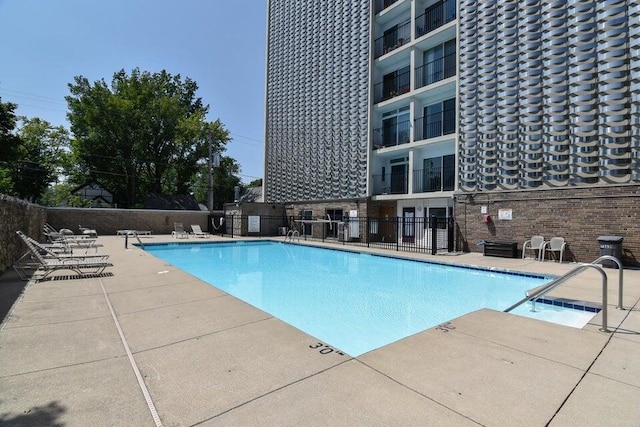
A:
597 236 623 267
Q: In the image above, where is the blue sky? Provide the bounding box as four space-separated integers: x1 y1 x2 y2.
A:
0 0 266 183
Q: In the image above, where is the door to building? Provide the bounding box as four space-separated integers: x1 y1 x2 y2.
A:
325 209 343 239
402 207 415 243
390 163 407 194
301 210 313 236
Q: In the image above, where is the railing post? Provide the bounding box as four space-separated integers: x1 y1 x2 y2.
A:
431 214 437 255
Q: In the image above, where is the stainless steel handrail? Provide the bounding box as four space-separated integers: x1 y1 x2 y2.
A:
284 230 300 242
124 231 145 249
134 232 145 249
590 255 624 310
504 263 610 332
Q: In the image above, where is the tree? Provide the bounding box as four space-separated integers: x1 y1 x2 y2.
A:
192 155 242 209
247 178 263 188
0 97 22 193
12 118 69 202
40 182 92 207
66 68 230 208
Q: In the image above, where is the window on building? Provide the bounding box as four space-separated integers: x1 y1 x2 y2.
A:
423 98 456 139
381 106 410 147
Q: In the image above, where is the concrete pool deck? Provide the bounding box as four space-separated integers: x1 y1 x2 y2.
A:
1 235 639 426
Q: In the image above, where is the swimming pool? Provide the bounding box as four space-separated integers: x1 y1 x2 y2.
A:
144 241 552 356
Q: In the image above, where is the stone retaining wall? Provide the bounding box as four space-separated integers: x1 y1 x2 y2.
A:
46 208 210 236
0 195 47 272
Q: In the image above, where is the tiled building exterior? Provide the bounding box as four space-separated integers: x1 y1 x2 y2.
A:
263 0 370 202
263 0 640 262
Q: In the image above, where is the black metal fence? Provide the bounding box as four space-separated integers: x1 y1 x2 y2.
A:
214 215 455 255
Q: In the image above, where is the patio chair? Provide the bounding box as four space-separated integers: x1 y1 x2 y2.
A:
191 224 211 238
542 237 567 263
172 223 189 239
79 225 98 237
522 235 545 260
43 226 103 253
24 233 109 261
16 231 113 281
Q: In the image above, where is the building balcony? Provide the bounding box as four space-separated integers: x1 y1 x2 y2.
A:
373 119 411 150
374 0 401 14
414 111 456 142
415 0 456 39
412 166 455 193
371 166 455 196
374 21 411 58
372 171 408 195
415 52 456 89
374 68 411 103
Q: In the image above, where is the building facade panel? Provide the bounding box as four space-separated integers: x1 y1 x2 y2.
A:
264 0 370 203
458 0 639 190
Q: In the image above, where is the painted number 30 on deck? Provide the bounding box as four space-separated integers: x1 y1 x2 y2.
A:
309 342 345 356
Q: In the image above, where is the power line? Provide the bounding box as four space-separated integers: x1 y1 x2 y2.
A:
0 86 67 104
230 133 263 147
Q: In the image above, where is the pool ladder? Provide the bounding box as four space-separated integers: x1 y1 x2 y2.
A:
504 255 624 333
284 229 300 242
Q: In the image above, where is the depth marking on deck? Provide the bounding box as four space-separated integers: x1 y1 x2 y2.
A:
99 279 163 427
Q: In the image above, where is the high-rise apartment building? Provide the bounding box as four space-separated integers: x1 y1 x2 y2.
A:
263 0 640 262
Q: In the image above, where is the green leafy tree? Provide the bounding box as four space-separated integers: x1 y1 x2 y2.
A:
0 97 22 193
192 155 242 209
12 117 70 202
247 178 263 188
66 68 230 208
40 182 92 207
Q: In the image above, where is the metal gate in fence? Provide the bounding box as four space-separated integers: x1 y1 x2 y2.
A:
217 215 455 255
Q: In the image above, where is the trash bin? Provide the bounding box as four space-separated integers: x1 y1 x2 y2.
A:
597 236 623 267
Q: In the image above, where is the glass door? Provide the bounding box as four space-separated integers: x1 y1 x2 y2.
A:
390 163 407 194
402 207 415 243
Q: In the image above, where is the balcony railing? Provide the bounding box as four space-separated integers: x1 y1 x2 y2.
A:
416 0 456 38
374 0 401 14
414 109 456 141
372 171 409 195
373 119 411 149
374 21 411 58
413 166 455 193
415 52 456 88
374 69 411 103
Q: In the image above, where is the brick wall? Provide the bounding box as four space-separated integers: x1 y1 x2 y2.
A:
453 185 640 266
0 195 47 272
283 198 369 239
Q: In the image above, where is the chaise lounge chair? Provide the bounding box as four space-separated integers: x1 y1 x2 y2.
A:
22 233 110 261
191 224 211 238
16 231 113 281
172 223 189 239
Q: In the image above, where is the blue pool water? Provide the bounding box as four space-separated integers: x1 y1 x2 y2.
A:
144 241 551 356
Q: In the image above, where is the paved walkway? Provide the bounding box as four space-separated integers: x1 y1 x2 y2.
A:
1 235 639 426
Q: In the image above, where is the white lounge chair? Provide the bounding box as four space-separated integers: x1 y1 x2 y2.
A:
522 235 545 260
172 223 189 239
79 225 97 237
16 231 113 281
24 233 110 261
191 225 211 238
542 237 567 263
43 225 103 253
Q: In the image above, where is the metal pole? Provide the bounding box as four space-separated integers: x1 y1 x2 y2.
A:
207 135 213 212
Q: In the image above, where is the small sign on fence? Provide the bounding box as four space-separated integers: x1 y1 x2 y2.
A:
248 215 261 232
